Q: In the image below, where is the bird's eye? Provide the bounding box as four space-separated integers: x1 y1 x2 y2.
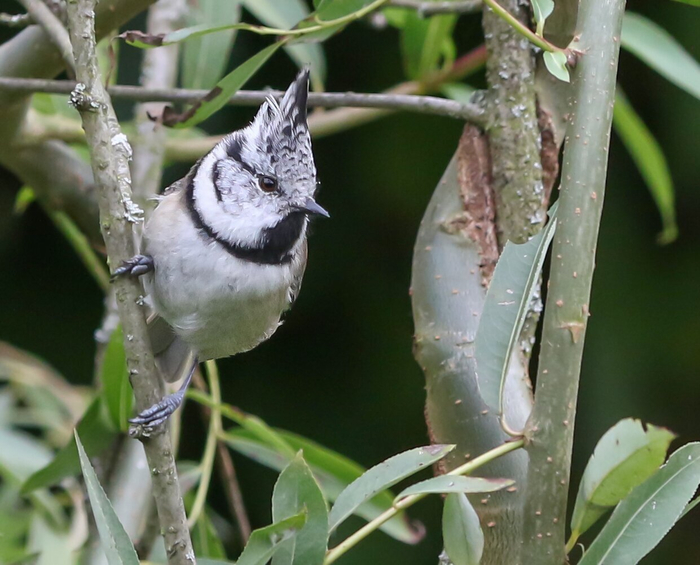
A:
258 175 278 193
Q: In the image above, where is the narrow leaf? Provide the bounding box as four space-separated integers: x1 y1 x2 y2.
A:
22 397 117 493
100 325 132 431
395 475 515 503
221 429 424 543
475 204 557 415
543 50 570 82
327 444 455 533
570 419 676 541
191 508 227 559
442 493 483 565
241 0 327 88
579 443 700 565
272 452 328 565
181 0 241 90
75 431 139 565
613 88 678 243
531 0 554 36
163 41 283 128
401 12 457 80
621 12 700 100
237 513 307 565
13 186 36 214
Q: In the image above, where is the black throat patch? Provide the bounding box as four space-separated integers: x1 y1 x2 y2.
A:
185 166 305 266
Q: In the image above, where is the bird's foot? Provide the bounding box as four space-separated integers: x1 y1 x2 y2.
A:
128 357 196 437
111 254 154 282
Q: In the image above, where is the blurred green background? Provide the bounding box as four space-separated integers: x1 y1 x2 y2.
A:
0 0 698 563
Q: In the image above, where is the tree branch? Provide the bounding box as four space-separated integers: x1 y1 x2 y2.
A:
482 0 545 244
0 78 487 125
17 0 75 76
521 0 627 561
64 1 193 563
0 12 32 28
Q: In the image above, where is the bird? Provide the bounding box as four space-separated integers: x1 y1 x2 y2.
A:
112 69 328 431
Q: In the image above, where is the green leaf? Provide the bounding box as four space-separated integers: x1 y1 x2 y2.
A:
570 419 676 543
192 508 227 559
221 428 423 543
579 442 700 565
314 0 375 20
237 513 307 565
241 0 326 88
22 396 117 493
612 89 678 243
13 186 36 214
543 50 570 82
27 515 72 565
442 493 483 565
670 0 700 5
181 0 241 90
531 0 554 36
475 204 558 416
621 12 700 100
272 452 328 565
327 444 455 533
100 326 132 431
75 431 139 565
401 12 457 80
395 475 515 503
164 41 284 128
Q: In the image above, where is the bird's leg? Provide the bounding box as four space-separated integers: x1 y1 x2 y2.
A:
110 254 154 282
129 357 197 433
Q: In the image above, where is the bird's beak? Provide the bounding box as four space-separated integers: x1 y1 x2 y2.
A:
293 197 330 218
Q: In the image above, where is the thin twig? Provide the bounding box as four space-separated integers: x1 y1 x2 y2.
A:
482 0 565 54
216 440 252 544
0 12 32 27
192 369 252 544
0 78 486 125
17 0 75 76
324 439 525 565
389 0 482 16
64 1 194 563
188 361 222 528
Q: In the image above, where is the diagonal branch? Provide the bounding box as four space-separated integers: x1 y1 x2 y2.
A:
64 1 194 563
17 0 75 76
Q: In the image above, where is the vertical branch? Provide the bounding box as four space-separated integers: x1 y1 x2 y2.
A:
482 0 545 244
131 0 186 210
411 128 531 565
521 0 627 561
64 1 194 564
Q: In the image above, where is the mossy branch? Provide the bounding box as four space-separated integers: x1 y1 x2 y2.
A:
64 1 193 563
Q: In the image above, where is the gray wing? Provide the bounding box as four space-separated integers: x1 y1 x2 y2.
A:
148 313 196 384
288 238 308 308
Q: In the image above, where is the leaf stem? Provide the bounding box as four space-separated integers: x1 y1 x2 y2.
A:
45 208 110 293
187 360 222 528
481 0 564 54
323 439 524 565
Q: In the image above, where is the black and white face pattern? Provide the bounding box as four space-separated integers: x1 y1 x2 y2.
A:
186 70 322 265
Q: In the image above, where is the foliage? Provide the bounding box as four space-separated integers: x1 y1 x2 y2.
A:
1 0 699 563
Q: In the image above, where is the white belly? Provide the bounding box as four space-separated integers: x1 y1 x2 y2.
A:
143 196 298 360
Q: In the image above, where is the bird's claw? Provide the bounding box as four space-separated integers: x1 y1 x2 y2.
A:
111 254 154 282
